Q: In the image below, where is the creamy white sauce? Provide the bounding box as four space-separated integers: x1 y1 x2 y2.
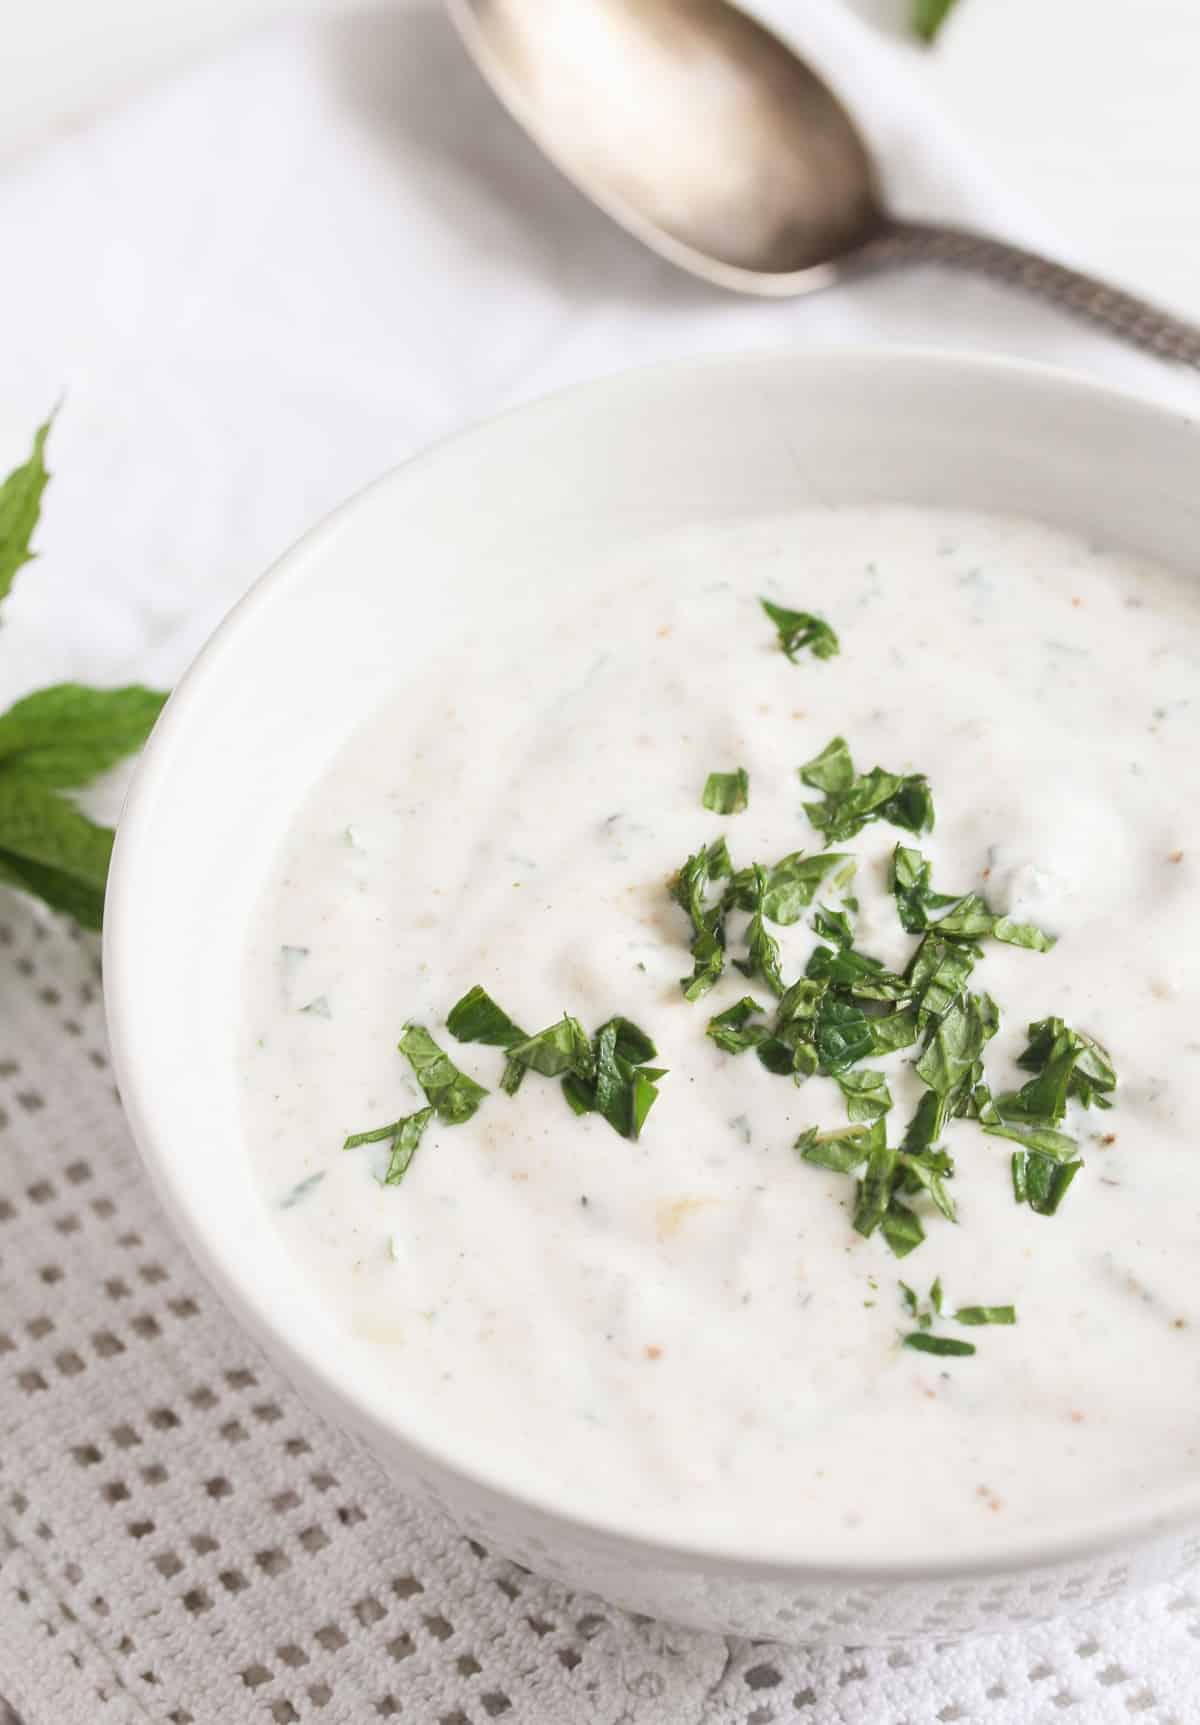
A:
240 506 1200 1563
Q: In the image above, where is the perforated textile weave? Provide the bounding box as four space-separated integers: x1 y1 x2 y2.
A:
2 900 1200 1721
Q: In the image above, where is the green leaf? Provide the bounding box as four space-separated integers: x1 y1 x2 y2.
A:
906 934 979 1024
889 844 1054 952
398 1024 489 1124
915 992 1000 1098
446 984 525 1047
0 683 167 788
1011 1152 1083 1216
796 1119 880 1174
815 994 874 1074
733 863 785 997
868 1006 919 1057
799 736 855 794
982 1117 1079 1160
0 778 113 888
1011 1017 1117 1114
853 1140 898 1238
800 737 934 844
706 996 770 1055
672 837 733 1000
0 849 106 930
446 983 530 1094
912 0 960 45
506 1015 594 1079
904 1331 974 1356
806 940 910 1002
992 917 1056 953
834 1067 893 1123
760 598 839 663
757 850 854 925
702 767 749 814
880 1199 925 1258
0 416 52 606
343 1107 435 1185
954 1305 1016 1326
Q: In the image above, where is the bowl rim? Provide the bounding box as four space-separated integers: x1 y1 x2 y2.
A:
105 344 1200 1584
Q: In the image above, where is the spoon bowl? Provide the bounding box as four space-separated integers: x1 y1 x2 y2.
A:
447 0 1200 355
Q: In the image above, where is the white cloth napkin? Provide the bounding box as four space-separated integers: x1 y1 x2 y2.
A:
1 7 1199 1722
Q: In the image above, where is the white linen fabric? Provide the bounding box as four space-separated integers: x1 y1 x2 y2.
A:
1 6 1198 1720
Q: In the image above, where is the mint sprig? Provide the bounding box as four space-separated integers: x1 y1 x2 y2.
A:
0 420 167 931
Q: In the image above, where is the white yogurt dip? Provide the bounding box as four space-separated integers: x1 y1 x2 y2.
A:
240 505 1200 1563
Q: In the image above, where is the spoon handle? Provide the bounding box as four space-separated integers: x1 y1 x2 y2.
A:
861 219 1200 370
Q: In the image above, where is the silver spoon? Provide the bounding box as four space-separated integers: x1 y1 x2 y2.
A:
446 0 1200 368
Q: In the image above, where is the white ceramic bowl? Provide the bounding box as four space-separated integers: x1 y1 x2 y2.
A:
105 350 1200 1642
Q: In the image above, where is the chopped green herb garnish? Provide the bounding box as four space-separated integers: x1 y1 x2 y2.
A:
446 983 530 1094
398 1023 489 1124
796 1120 877 1174
733 863 785 997
954 1305 1016 1326
1010 1017 1117 1115
912 0 959 45
671 837 733 1000
760 598 839 663
750 850 855 925
557 1015 665 1140
889 845 1055 952
904 1332 975 1357
1010 1150 1083 1216
506 1015 594 1079
834 1066 893 1122
702 767 749 814
345 1107 436 1185
799 738 934 844
706 996 770 1055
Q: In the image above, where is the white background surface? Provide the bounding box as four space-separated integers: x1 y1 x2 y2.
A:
7 0 1200 314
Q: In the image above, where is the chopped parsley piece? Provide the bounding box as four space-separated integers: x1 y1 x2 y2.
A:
807 940 910 1002
760 598 839 663
344 1105 436 1186
398 1024 489 1124
702 767 749 814
799 738 934 844
1010 1149 1084 1215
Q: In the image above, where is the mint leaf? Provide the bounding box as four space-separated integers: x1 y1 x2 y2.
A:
702 767 749 814
954 1305 1016 1326
733 862 785 997
913 0 959 44
0 683 167 788
398 1024 488 1124
671 836 733 1000
904 1331 974 1356
760 598 838 663
344 1106 435 1186
834 1066 893 1122
446 983 530 1095
0 416 52 605
800 738 933 844
706 996 770 1055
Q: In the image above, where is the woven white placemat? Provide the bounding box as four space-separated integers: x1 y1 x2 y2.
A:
1 5 1199 1719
